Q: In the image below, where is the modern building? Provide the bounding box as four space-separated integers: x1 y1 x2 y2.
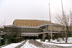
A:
4 19 66 43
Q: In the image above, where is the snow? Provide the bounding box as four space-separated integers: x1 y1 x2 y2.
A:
21 40 39 48
36 37 72 43
36 37 72 47
50 37 72 43
68 37 72 43
2 41 24 48
1 37 72 48
41 42 72 47
2 43 20 48
2 40 40 48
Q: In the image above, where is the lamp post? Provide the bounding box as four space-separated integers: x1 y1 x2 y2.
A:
48 3 53 41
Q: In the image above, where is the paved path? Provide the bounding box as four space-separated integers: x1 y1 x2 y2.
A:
15 40 26 48
15 40 72 48
42 44 72 48
29 40 72 48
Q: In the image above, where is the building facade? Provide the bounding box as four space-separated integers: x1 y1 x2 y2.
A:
3 19 66 43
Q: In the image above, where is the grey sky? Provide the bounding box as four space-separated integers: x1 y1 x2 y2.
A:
0 0 72 25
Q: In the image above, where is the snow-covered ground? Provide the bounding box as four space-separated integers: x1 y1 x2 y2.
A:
21 40 39 48
2 41 24 48
41 41 72 47
2 40 40 48
36 37 72 43
36 37 72 47
1 37 72 48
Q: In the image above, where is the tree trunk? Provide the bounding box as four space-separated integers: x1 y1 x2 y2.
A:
65 31 68 43
65 26 68 43
42 33 46 41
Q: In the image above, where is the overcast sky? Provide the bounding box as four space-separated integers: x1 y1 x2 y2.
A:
0 0 72 25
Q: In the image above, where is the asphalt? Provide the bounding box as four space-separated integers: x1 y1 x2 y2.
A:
2 40 72 48
15 40 27 48
29 40 72 48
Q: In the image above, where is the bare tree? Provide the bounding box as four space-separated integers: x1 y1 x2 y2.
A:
55 12 71 43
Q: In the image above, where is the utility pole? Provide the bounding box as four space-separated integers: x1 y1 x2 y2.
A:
61 0 68 43
48 3 53 41
61 0 64 17
70 10 72 37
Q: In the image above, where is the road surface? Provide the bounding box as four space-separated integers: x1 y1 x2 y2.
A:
15 40 72 48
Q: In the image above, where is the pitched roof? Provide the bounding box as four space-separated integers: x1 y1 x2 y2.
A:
13 19 51 27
